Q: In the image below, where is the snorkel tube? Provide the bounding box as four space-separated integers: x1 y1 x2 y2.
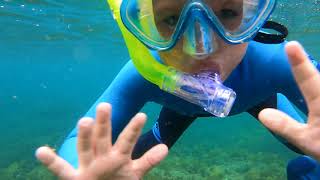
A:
107 0 236 117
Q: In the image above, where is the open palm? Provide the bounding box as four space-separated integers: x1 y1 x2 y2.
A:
36 103 168 180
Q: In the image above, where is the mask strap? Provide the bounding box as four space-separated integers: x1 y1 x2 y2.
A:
253 21 288 44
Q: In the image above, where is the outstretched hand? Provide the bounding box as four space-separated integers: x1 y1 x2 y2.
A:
259 41 320 160
36 103 168 180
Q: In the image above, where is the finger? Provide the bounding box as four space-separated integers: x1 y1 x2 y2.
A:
36 146 76 179
133 144 168 177
286 41 320 113
92 103 112 156
258 108 306 143
77 117 94 168
114 113 146 155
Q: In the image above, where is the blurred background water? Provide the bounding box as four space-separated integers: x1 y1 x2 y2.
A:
0 0 319 179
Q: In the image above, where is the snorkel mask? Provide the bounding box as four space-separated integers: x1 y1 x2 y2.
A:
107 0 276 117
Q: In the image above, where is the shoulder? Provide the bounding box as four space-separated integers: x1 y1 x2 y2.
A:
228 41 290 83
107 60 160 100
239 41 292 81
112 60 151 88
244 41 288 65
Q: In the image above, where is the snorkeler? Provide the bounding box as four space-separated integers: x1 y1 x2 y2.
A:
38 0 320 179
36 42 320 180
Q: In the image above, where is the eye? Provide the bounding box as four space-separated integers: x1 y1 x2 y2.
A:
163 15 179 28
220 9 239 19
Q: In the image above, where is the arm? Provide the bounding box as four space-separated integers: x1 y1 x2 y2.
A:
270 48 319 153
132 107 196 159
247 40 320 152
58 61 153 168
256 42 320 180
258 41 320 160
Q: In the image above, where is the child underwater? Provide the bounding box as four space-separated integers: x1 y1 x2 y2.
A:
36 0 320 179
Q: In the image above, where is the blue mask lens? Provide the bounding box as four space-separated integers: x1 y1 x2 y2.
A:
121 0 276 51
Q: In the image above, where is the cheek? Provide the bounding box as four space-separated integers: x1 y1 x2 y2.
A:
229 44 247 61
214 38 247 60
158 41 194 70
159 47 184 65
200 39 247 69
218 43 248 79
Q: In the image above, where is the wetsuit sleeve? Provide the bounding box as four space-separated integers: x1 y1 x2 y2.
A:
132 107 196 159
58 61 152 168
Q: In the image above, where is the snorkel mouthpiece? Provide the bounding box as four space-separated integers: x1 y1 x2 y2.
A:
163 71 236 117
183 9 216 59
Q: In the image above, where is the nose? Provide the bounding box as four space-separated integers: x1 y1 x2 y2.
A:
182 10 218 59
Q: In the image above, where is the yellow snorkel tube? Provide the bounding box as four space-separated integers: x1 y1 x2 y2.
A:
107 0 236 117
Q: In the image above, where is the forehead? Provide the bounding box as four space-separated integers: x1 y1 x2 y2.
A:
153 0 244 8
152 0 245 13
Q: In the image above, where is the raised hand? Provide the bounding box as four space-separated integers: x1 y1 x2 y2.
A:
259 41 320 160
36 103 168 180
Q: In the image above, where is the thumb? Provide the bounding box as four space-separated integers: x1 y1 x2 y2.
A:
36 146 76 179
133 144 168 177
258 108 304 143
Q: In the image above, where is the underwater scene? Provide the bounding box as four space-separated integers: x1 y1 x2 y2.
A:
0 0 319 179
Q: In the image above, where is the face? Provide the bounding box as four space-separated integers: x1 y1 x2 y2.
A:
153 0 248 81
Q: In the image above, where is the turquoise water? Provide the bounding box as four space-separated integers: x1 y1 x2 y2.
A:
0 0 319 179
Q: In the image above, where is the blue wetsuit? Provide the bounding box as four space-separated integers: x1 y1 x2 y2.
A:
58 41 320 179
